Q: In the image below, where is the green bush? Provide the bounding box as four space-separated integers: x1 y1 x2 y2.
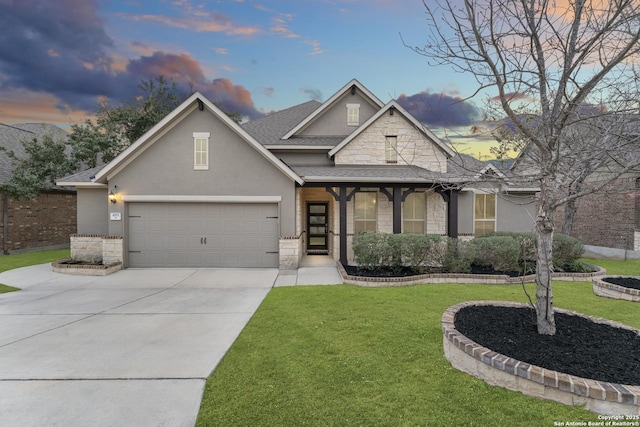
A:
352 232 445 272
471 235 521 272
552 233 585 271
352 231 389 270
441 237 474 273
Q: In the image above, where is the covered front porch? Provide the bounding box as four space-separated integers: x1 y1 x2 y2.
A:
295 183 459 265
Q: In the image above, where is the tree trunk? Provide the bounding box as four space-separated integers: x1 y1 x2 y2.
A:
535 203 556 335
562 198 576 236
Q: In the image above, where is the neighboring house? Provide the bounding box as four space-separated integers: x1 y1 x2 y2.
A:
0 123 77 254
506 116 640 252
57 79 537 269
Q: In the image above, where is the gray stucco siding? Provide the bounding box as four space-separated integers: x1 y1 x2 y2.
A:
458 190 537 236
105 108 297 237
300 92 379 136
496 193 536 233
77 188 109 235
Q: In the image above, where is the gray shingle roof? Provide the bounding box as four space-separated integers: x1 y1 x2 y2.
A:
242 100 322 146
291 165 458 183
0 123 68 183
57 165 105 183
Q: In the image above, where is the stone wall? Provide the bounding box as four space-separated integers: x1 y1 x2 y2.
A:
1 191 76 253
70 235 123 265
279 236 303 270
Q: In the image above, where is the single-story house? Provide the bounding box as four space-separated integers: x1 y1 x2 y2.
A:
58 79 538 269
0 123 77 254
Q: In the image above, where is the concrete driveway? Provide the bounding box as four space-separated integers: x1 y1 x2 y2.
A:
0 264 277 427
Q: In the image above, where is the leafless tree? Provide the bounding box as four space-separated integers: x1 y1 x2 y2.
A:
411 0 640 335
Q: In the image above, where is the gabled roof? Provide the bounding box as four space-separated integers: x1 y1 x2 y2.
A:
281 79 385 140
92 92 303 185
328 100 456 158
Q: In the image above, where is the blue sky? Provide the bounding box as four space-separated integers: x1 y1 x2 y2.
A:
0 0 496 157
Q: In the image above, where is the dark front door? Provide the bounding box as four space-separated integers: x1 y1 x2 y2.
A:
307 202 328 252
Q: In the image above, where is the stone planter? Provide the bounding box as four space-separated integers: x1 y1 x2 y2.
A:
593 276 640 302
52 259 122 276
442 301 640 415
337 262 606 287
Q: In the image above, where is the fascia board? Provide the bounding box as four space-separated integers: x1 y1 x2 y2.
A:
282 79 385 140
55 182 108 188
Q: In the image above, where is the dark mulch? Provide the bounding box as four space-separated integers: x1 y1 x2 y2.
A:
455 305 640 385
603 276 640 291
343 264 531 278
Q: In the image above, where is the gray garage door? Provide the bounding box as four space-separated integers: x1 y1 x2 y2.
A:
127 202 279 268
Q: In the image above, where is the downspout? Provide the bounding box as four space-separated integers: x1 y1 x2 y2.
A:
2 193 8 255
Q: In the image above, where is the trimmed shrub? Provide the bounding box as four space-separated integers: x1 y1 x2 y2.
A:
352 231 389 270
441 237 474 273
471 236 520 272
552 233 585 271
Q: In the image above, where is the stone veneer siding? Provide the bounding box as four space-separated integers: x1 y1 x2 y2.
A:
70 235 123 265
334 113 448 172
1 191 76 252
442 301 640 416
279 235 303 270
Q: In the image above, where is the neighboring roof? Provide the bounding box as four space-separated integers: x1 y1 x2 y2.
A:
282 79 385 140
0 122 68 183
92 92 303 185
56 165 107 187
242 100 321 146
328 100 456 159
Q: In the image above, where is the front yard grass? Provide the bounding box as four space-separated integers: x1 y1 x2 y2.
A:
196 258 639 426
0 248 70 292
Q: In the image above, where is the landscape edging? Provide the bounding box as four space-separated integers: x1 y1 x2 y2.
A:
442 301 640 416
593 276 640 302
337 262 606 286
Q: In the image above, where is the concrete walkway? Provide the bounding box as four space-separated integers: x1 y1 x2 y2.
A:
0 260 341 426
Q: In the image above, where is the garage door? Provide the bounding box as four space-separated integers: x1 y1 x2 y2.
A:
127 202 279 268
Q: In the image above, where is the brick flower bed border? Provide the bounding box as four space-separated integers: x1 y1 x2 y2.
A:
52 259 122 276
337 262 606 287
593 276 640 302
442 301 640 415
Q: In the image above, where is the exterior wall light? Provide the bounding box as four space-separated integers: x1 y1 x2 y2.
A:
109 186 117 204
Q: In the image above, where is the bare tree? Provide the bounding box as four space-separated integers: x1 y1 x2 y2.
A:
411 0 640 335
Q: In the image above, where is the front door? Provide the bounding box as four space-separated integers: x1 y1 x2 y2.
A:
307 202 328 252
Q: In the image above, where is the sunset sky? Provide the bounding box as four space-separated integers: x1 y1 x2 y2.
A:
0 0 500 158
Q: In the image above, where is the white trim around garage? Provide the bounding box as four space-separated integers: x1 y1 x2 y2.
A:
120 195 282 203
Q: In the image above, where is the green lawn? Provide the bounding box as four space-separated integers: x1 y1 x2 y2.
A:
196 259 639 426
0 248 70 293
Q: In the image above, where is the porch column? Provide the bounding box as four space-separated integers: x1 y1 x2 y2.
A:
393 186 402 234
339 186 348 265
447 189 459 238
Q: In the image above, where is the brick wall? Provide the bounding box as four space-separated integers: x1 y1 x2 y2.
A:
555 177 637 250
0 191 77 252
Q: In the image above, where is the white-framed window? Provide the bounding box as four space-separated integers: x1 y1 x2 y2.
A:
354 192 377 234
403 192 425 234
385 136 398 163
193 132 210 170
474 192 496 236
346 103 360 126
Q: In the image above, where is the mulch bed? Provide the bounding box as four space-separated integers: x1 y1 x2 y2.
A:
342 264 531 278
454 305 640 385
603 277 640 291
